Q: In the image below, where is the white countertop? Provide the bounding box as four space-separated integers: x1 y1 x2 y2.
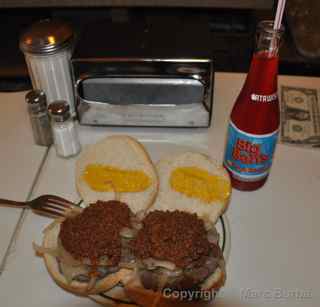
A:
0 73 320 306
0 92 47 267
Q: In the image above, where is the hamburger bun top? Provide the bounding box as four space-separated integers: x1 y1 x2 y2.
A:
76 135 158 214
150 152 231 225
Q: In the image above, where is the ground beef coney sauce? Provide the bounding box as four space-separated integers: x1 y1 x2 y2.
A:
131 210 223 291
59 200 131 266
133 211 210 267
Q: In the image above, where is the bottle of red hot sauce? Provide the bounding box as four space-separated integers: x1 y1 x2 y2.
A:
224 21 283 191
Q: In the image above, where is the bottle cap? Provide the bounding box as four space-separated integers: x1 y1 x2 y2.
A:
48 101 71 122
19 19 74 55
25 90 47 112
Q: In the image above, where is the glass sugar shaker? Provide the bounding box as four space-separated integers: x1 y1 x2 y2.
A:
25 89 53 146
19 19 76 116
48 101 81 158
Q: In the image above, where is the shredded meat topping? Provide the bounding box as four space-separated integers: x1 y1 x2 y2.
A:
131 210 211 268
59 200 131 266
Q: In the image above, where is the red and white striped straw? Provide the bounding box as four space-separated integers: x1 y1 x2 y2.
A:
274 0 287 30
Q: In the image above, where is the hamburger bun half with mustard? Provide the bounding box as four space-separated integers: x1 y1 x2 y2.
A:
76 135 158 213
151 151 231 224
123 152 231 307
34 135 158 296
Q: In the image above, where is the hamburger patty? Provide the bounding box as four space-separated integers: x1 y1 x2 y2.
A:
59 200 131 266
131 210 211 268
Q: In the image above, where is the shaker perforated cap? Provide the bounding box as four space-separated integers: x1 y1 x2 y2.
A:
25 90 47 112
19 19 73 55
48 100 71 122
25 89 46 105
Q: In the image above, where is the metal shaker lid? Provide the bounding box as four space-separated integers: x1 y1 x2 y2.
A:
19 19 73 55
25 90 47 112
48 101 71 122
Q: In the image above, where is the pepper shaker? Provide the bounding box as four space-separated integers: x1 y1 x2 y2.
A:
26 90 53 146
48 101 81 158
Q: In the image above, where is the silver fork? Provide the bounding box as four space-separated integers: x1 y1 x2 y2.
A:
0 195 77 218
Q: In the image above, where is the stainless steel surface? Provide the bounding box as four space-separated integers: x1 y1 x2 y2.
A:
79 77 204 105
0 194 76 218
74 60 213 127
19 19 73 55
71 15 214 126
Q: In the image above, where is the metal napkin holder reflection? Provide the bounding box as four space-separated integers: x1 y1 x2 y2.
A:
71 18 214 127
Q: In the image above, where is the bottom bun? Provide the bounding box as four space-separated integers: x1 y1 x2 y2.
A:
42 220 132 296
90 292 138 307
90 283 138 306
201 267 226 291
123 268 225 307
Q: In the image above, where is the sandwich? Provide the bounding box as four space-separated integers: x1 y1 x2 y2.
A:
34 136 231 306
34 135 158 295
34 200 142 295
129 209 225 290
122 152 231 306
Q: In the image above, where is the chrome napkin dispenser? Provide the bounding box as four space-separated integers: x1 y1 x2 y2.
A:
72 18 214 127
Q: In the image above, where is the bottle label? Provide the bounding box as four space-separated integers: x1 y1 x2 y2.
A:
224 121 279 181
250 93 278 103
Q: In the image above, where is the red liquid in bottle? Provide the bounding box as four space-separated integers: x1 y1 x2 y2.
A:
224 50 280 191
231 52 279 135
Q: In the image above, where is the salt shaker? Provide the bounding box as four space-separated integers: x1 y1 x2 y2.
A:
26 90 53 146
19 19 76 116
48 101 81 158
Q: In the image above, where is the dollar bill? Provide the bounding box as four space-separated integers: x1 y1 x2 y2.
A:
280 86 320 148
